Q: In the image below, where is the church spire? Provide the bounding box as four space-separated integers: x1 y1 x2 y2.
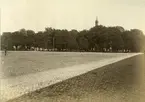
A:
95 16 99 26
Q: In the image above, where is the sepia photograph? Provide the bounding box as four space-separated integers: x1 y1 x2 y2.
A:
0 0 145 102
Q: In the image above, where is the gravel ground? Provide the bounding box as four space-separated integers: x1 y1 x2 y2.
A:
1 52 139 101
1 51 126 79
7 54 145 102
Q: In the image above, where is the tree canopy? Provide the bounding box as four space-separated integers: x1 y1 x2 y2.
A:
1 19 145 52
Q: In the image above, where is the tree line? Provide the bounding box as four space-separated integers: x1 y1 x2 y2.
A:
1 19 145 52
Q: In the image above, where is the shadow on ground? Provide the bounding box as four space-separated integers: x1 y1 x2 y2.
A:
8 54 145 102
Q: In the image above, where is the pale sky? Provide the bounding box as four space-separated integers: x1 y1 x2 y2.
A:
0 0 145 34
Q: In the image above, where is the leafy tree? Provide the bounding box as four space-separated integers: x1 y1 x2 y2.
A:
67 30 79 51
1 32 13 50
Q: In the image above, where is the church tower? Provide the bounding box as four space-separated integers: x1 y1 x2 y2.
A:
95 16 99 26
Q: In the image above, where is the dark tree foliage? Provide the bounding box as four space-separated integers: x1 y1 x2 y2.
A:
1 20 145 52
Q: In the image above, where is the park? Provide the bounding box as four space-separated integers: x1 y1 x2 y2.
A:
0 2 145 101
0 18 145 102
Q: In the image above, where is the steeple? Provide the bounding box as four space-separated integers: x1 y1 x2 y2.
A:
95 16 99 26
